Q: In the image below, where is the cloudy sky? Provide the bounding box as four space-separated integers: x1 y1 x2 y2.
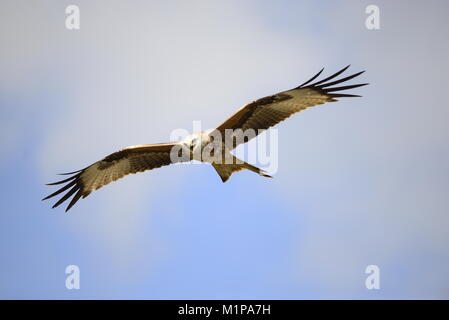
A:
1 0 448 299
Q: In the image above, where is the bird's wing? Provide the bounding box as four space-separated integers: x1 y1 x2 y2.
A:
215 66 368 148
43 142 185 212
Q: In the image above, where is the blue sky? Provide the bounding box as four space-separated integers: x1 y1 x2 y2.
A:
1 0 449 299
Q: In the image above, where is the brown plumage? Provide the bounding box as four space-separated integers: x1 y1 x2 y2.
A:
215 65 367 148
43 66 368 211
43 143 181 212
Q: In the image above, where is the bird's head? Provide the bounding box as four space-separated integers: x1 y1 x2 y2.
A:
183 131 214 161
189 137 198 151
183 133 201 153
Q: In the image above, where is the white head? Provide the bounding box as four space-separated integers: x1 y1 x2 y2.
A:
181 131 216 162
182 132 202 153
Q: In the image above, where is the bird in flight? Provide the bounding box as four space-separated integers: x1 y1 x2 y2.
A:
43 65 367 211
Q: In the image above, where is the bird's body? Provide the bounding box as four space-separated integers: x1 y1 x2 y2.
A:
43 66 368 211
183 130 214 162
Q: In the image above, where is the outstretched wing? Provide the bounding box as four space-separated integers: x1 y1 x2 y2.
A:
43 142 184 212
215 65 368 148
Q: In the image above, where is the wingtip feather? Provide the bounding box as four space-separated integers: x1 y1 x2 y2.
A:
58 169 83 175
296 67 325 88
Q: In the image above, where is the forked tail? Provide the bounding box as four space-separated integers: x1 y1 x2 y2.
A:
211 155 272 183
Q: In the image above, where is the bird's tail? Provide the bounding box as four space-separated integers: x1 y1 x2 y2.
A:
211 155 272 183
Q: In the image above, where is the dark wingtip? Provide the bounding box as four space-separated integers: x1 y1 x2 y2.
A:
325 83 369 92
307 64 369 97
296 67 325 88
260 170 273 178
49 183 80 209
65 190 83 212
310 65 352 87
44 166 89 211
330 94 363 98
46 182 61 186
58 169 83 175
46 174 79 186
318 70 366 89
